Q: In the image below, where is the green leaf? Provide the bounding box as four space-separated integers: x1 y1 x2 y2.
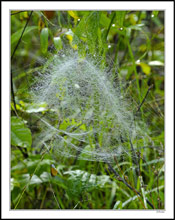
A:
40 27 49 54
11 26 37 45
53 36 63 51
152 11 159 17
64 169 111 189
11 116 32 148
115 11 126 27
100 12 110 28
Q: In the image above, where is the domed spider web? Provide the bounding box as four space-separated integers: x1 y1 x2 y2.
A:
31 51 157 165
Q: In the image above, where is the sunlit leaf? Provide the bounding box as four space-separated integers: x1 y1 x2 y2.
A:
139 62 151 75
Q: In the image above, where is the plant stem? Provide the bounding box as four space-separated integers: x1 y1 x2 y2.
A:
11 11 33 116
107 162 154 209
136 84 153 113
11 11 26 16
126 37 145 120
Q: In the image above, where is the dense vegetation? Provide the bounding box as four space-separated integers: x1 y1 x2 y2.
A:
11 10 164 209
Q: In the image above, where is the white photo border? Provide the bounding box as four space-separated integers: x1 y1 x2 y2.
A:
1 1 174 219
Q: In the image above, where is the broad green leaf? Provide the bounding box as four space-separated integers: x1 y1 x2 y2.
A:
16 174 30 187
40 27 49 54
11 116 32 148
53 37 63 51
11 26 38 45
30 174 42 185
64 170 111 199
15 174 42 187
64 169 111 188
